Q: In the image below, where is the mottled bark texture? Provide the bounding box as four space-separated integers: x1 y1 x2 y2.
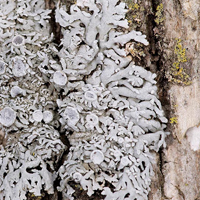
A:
159 0 200 199
40 0 200 199
148 0 200 199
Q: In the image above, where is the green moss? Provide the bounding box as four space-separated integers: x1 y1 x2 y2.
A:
155 3 164 25
170 39 191 85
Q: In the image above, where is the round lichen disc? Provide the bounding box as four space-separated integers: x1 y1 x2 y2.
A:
32 110 43 122
90 150 104 165
0 107 16 127
53 71 67 86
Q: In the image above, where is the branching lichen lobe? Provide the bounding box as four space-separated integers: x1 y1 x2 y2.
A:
0 0 169 200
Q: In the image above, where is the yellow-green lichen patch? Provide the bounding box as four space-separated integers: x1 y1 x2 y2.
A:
155 3 164 25
125 1 144 29
170 117 178 124
174 39 187 63
27 192 44 200
170 39 191 85
75 184 83 190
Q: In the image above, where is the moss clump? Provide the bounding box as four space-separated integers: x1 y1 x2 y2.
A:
170 39 191 85
155 3 164 25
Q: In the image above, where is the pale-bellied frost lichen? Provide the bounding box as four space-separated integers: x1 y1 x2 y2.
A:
0 0 65 199
55 0 169 199
0 0 169 199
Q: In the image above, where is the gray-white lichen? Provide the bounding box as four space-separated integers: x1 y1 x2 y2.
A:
0 0 169 199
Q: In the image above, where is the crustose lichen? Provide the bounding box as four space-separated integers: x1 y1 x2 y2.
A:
155 3 165 25
170 38 191 85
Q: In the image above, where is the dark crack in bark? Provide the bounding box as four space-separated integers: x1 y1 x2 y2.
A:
147 0 171 199
45 0 62 45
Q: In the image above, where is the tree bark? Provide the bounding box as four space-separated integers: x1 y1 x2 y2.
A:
125 0 200 199
147 0 200 199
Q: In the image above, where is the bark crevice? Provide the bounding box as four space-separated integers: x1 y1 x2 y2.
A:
146 0 171 199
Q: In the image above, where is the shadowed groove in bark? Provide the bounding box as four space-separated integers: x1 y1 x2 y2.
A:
45 0 62 45
146 0 171 199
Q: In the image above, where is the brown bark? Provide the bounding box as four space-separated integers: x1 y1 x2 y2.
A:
126 0 200 199
149 0 200 199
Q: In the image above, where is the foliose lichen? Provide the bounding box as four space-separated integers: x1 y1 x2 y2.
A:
0 0 169 199
0 0 65 199
55 0 169 199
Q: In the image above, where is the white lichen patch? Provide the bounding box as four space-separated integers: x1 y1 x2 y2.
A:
0 60 6 75
84 91 97 101
53 71 68 86
12 35 25 47
0 0 169 199
55 0 169 199
62 107 80 125
0 0 65 198
90 150 104 165
43 110 53 123
12 57 27 77
10 86 25 98
32 110 43 122
73 172 82 183
0 107 16 127
186 125 200 151
0 125 65 199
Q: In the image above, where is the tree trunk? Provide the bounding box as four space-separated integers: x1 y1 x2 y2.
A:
146 0 200 199
2 0 199 199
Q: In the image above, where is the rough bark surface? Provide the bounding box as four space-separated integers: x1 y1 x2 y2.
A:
126 0 200 199
160 0 200 199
